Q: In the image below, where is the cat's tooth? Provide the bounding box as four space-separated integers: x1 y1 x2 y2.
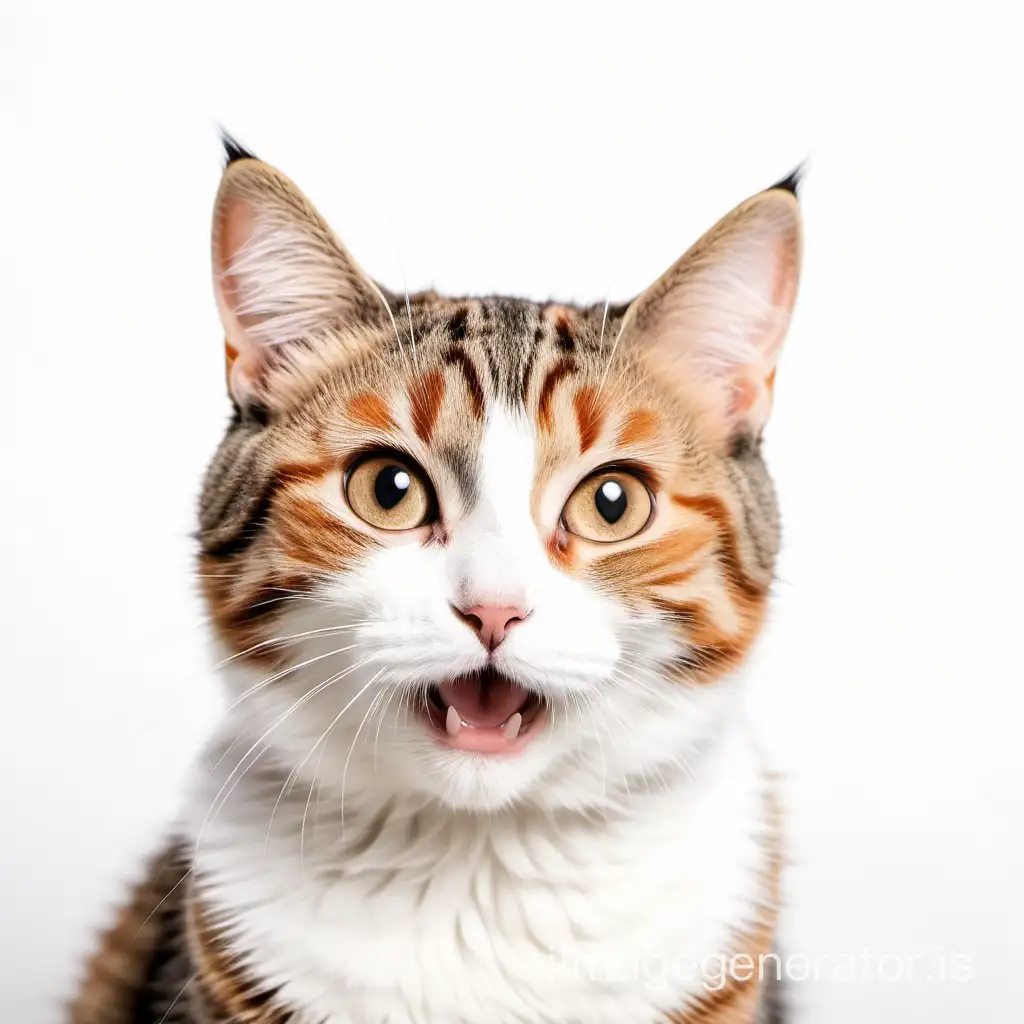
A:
503 713 522 741
446 705 462 737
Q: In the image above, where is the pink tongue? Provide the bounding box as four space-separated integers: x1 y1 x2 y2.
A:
438 676 528 728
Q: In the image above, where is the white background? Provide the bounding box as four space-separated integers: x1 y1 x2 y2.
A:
2 4 1021 1022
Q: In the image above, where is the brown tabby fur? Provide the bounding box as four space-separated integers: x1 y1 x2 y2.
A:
70 140 799 1024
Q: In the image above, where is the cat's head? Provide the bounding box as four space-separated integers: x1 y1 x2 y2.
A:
198 140 801 813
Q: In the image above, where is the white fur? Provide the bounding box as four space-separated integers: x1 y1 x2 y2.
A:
186 408 775 1023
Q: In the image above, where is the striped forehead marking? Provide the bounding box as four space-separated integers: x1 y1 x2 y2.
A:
573 385 604 454
410 369 445 443
348 392 395 432
537 358 577 431
441 344 485 420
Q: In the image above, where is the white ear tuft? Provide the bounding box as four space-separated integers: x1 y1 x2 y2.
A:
211 158 382 409
622 185 802 439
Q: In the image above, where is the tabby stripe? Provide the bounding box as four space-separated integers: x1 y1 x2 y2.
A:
554 313 576 352
410 369 446 443
201 564 317 665
275 496 371 572
201 478 274 558
521 321 545 399
198 426 274 557
441 344 485 420
588 526 713 598
348 392 396 432
480 328 502 390
572 385 604 454
202 460 331 559
447 306 469 342
617 407 659 447
648 567 701 588
437 443 479 508
68 844 190 1024
275 460 331 485
654 596 763 679
671 493 765 598
537 357 577 431
187 891 292 1022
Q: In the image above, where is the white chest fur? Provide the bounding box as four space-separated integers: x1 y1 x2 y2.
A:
184 719 772 1024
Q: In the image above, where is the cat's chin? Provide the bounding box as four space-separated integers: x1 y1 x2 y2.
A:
421 669 547 756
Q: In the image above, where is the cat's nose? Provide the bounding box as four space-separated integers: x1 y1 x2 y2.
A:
452 604 531 652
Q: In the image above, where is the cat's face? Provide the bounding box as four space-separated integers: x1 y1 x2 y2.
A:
199 146 801 812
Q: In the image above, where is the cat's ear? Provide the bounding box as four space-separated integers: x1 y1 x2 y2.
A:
212 136 385 409
620 174 802 441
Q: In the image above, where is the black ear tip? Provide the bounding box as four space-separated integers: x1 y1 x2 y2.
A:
768 162 806 198
219 128 257 166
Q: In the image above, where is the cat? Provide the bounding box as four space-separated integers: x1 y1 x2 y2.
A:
69 135 802 1024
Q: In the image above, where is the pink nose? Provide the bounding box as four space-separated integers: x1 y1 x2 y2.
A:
453 604 530 651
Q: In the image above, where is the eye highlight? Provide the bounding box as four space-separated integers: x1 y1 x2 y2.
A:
561 469 653 543
345 453 435 531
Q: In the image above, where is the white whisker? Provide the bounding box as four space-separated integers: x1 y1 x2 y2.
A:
300 670 386 863
338 676 390 839
365 278 407 366
219 640 374 719
156 975 194 1024
215 622 375 668
404 286 418 372
597 315 629 397
199 651 383 850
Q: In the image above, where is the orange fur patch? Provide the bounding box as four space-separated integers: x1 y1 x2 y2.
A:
546 528 574 570
410 369 445 443
275 496 370 573
617 407 659 447
275 461 331 485
199 556 313 665
647 566 701 589
671 493 764 599
653 596 765 678
588 525 713 600
572 386 604 453
348 392 395 432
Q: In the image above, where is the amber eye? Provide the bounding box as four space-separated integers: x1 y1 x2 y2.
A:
561 469 653 542
345 453 435 531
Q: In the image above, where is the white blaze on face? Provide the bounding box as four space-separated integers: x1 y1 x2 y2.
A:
446 407 548 610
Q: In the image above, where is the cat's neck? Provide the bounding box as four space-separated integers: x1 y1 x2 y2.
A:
181 712 773 1024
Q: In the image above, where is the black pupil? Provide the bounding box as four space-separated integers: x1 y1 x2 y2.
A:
595 479 627 524
375 465 411 510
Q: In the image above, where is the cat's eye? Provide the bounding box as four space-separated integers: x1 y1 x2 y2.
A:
345 453 435 531
561 469 653 543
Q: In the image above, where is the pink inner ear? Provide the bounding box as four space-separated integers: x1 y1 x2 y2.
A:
216 198 258 329
217 198 255 280
760 234 800 367
729 375 761 416
215 197 263 404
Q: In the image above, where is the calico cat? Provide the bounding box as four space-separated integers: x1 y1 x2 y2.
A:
69 136 801 1024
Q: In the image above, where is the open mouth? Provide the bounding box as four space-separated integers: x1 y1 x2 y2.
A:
424 668 546 755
